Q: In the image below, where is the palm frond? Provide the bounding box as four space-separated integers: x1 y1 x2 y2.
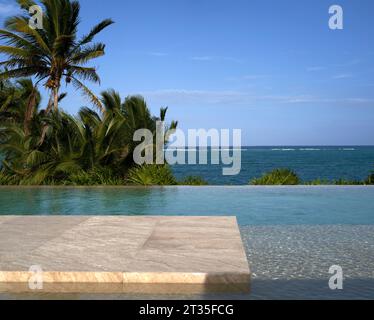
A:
77 19 114 46
71 77 103 112
0 46 32 58
69 43 105 64
0 67 47 80
68 66 100 83
17 0 37 11
5 16 51 54
53 35 75 56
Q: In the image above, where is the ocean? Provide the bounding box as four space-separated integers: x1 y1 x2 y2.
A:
170 146 374 185
1 146 373 185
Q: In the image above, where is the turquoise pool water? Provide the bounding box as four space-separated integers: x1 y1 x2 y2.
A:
1 186 373 299
0 186 373 225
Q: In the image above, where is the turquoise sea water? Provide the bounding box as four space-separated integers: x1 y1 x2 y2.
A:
170 146 374 184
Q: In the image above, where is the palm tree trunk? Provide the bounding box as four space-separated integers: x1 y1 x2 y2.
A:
53 86 59 112
24 88 37 136
46 92 54 113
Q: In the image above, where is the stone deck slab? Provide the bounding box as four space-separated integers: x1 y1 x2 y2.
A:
0 216 250 294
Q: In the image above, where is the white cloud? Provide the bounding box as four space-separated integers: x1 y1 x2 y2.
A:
307 58 362 72
190 56 243 63
242 75 269 80
227 74 270 81
191 56 214 61
307 66 326 72
334 59 361 67
332 74 353 79
148 52 169 57
140 89 248 105
136 89 374 106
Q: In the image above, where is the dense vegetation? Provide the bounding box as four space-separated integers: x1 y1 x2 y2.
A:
127 165 178 186
365 173 374 185
0 81 180 185
179 176 209 186
250 168 300 185
0 0 204 186
250 169 374 186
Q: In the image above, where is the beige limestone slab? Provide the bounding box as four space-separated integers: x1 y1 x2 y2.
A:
0 216 250 294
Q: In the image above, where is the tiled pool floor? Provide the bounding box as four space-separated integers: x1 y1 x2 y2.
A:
240 225 374 299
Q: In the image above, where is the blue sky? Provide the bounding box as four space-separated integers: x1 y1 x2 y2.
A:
1 0 374 146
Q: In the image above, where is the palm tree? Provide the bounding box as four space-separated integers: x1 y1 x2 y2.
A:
0 77 41 133
1 107 84 184
0 0 113 113
80 91 178 171
0 90 178 185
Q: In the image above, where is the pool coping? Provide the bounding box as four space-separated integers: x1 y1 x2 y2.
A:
0 216 250 294
1 185 373 189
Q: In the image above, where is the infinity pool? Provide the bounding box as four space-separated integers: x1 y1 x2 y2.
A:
0 186 373 225
1 186 373 300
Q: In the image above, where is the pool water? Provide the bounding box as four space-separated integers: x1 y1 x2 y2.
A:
0 186 373 226
0 186 373 300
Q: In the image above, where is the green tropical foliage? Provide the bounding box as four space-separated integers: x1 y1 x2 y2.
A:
0 171 19 185
0 87 178 185
0 77 41 133
250 168 300 185
0 1 181 186
0 0 113 112
250 169 370 186
66 168 124 186
305 178 363 185
127 165 177 186
332 178 362 185
304 178 331 185
366 173 374 185
179 176 208 186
